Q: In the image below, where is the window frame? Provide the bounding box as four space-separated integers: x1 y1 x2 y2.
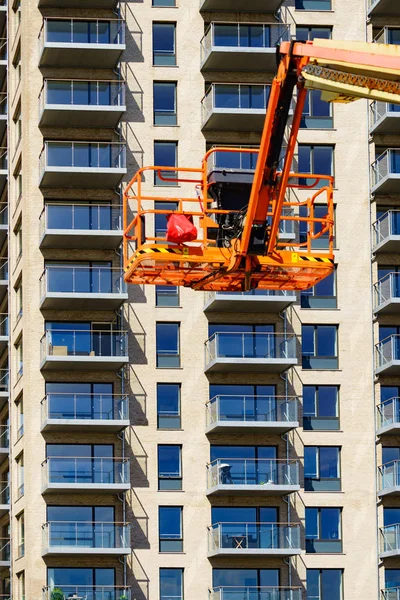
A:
156 322 181 368
304 445 341 492
158 444 182 490
302 324 338 369
153 81 177 126
154 141 178 186
159 568 183 600
306 569 343 600
158 506 183 552
157 383 181 429
295 0 332 10
297 144 334 188
152 22 177 66
301 90 333 130
305 507 342 553
303 385 340 431
301 268 337 309
155 285 180 307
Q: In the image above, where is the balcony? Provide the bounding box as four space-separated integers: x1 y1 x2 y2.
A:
0 370 8 410
377 397 400 435
206 458 300 496
373 211 400 253
39 18 125 68
200 0 284 11
378 460 400 497
201 84 270 131
40 266 127 310
370 102 400 135
39 203 123 250
42 521 130 556
0 149 7 191
204 332 297 373
0 539 9 567
39 142 127 188
382 588 400 600
371 149 400 196
369 0 400 16
380 524 400 558
40 328 129 372
43 587 131 600
209 588 302 600
42 456 130 494
205 395 299 434
375 335 400 375
0 94 6 141
0 483 9 518
39 80 126 128
41 392 129 432
374 273 400 315
204 290 296 313
200 23 289 72
0 204 7 249
207 522 301 558
0 427 8 466
0 41 6 86
0 315 7 355
39 0 118 6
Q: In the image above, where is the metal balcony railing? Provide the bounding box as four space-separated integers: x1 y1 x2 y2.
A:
39 79 126 113
0 370 8 393
43 586 131 600
0 260 7 281
206 290 295 301
200 22 289 64
201 83 270 125
207 458 299 488
0 94 6 117
0 204 7 226
41 393 129 422
376 335 400 369
0 427 8 449
42 456 130 487
39 17 125 47
382 588 400 600
40 266 127 298
370 101 400 127
209 587 302 600
378 397 400 430
0 40 6 61
371 149 400 188
43 521 130 550
0 538 9 562
0 482 9 505
40 329 128 360
208 522 300 553
378 460 400 492
374 27 400 45
0 149 7 171
0 315 7 337
374 273 400 309
373 210 400 248
40 142 126 173
206 395 298 426
381 523 400 554
40 203 122 235
205 332 297 363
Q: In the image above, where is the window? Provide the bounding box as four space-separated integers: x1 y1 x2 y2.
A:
14 220 22 266
156 285 179 307
46 444 115 485
16 453 24 498
210 445 277 485
304 446 341 491
154 141 177 185
301 90 333 129
15 337 23 379
209 384 277 424
156 322 180 368
212 24 271 48
207 324 275 359
17 571 25 600
296 26 332 40
385 569 400 590
45 382 117 421
303 386 339 430
157 383 181 428
306 569 342 600
47 568 115 597
301 269 336 308
153 23 176 66
13 104 22 148
155 201 178 242
211 507 278 550
17 512 24 557
16 397 24 439
298 144 334 188
295 0 332 10
15 278 22 322
212 84 270 111
44 260 113 294
158 444 182 490
159 506 183 551
213 569 279 590
306 508 342 553
302 325 338 369
160 569 183 600
154 82 177 125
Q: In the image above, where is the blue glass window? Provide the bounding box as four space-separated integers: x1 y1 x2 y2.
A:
212 569 279 589
379 326 400 360
302 325 338 369
306 508 342 553
208 324 274 360
157 383 181 429
214 85 269 110
301 90 333 129
301 269 336 308
304 446 341 491
295 0 332 9
153 23 176 66
296 26 332 41
298 144 334 188
45 382 114 420
306 569 342 600
160 569 183 600
210 445 276 485
158 444 182 490
154 141 177 185
388 29 400 45
156 285 179 307
213 24 270 48
156 322 180 368
303 385 339 431
46 20 111 44
154 82 177 125
209 384 276 423
159 506 183 551
44 261 113 294
46 203 113 231
153 0 176 5
46 444 114 484
47 567 115 600
386 569 400 589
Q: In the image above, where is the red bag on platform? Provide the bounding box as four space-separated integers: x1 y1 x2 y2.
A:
166 214 197 244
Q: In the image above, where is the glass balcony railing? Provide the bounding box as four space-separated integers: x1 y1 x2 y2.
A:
209 587 302 600
374 273 400 310
382 588 400 600
207 458 299 488
41 393 129 423
374 27 400 45
43 521 130 551
0 482 9 505
0 315 7 337
381 523 400 555
39 18 125 47
205 332 297 363
41 329 128 360
206 395 298 426
0 39 6 62
0 94 6 117
207 290 295 300
40 203 122 234
43 587 131 600
42 456 130 487
0 370 8 394
370 101 400 128
0 260 7 281
202 84 270 125
0 149 7 171
0 427 8 449
208 522 300 553
40 267 126 298
373 210 400 249
376 335 400 370
378 460 400 492
208 147 259 171
371 148 400 189
0 204 7 227
0 538 9 562
377 397 400 430
40 142 126 172
40 79 126 111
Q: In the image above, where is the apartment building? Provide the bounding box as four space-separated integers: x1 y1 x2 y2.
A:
0 0 399 599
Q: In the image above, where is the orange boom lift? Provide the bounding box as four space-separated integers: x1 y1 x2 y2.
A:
123 38 400 292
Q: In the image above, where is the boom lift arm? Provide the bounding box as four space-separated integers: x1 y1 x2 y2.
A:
123 38 400 292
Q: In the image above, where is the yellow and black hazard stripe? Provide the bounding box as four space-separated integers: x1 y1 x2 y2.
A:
124 247 190 272
298 256 334 264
